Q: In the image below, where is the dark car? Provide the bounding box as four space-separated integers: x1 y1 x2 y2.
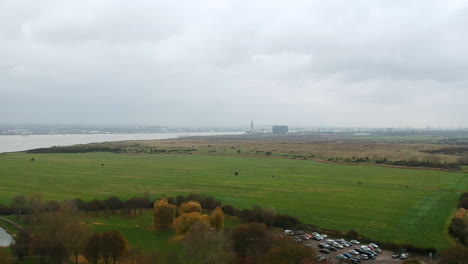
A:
319 248 330 254
328 246 337 251
363 251 376 259
319 243 329 249
355 248 366 254
357 249 375 259
351 258 361 264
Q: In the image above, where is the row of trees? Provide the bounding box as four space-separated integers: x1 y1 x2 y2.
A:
7 193 154 223
2 194 132 264
150 198 319 264
223 205 303 230
325 155 464 170
10 200 91 264
176 219 318 264
83 231 128 264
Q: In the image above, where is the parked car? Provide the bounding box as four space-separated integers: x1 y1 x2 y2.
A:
350 250 359 255
294 236 302 242
343 253 353 258
328 246 337 251
400 253 409 260
312 232 319 236
319 248 330 254
326 239 336 245
355 248 365 254
321 234 328 238
356 249 375 258
319 243 329 249
363 251 376 259
350 240 360 244
351 257 361 264
361 246 371 251
334 243 344 249
392 253 400 259
369 243 379 248
313 235 323 241
317 256 327 262
360 254 369 260
373 248 382 253
284 230 294 235
336 254 345 259
367 245 375 250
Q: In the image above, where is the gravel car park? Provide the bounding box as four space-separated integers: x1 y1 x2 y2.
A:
302 233 412 264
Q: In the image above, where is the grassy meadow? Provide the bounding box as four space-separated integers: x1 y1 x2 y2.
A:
1 152 467 249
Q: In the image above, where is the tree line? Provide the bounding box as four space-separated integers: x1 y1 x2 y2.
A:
2 192 466 263
4 197 129 264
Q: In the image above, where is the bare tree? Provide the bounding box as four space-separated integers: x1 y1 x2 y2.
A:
183 222 234 264
11 195 26 222
61 221 91 264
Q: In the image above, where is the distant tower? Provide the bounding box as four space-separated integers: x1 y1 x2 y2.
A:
250 120 255 131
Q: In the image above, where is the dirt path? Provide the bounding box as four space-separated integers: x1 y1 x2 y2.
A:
0 216 27 234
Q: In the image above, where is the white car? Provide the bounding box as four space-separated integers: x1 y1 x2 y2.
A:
313 235 323 241
285 230 294 235
361 246 371 251
400 253 408 260
321 234 328 238
369 243 379 248
326 239 336 245
350 240 360 244
334 243 344 249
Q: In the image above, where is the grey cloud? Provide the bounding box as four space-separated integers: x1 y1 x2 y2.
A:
1 0 468 127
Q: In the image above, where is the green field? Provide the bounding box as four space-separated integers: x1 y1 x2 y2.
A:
1 152 467 249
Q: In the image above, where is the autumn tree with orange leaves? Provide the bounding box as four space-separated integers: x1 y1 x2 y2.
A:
174 211 210 235
179 201 203 214
210 206 224 231
153 198 176 230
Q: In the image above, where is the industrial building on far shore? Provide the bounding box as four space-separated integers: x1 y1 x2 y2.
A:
272 125 288 134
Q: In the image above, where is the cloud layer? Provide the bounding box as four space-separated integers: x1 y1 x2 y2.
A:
1 0 467 127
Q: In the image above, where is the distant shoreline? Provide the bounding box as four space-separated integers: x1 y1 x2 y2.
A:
0 132 244 154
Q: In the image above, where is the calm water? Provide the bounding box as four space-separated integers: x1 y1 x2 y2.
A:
0 132 243 153
0 227 14 247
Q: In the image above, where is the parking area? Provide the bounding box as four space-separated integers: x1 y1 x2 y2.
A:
285 231 410 264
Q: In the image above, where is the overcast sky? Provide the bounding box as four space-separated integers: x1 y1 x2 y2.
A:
1 0 467 128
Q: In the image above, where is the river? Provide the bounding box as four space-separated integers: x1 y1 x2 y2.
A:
0 132 243 153
0 227 14 247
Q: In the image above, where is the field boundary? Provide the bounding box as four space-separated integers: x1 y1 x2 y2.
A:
138 152 466 173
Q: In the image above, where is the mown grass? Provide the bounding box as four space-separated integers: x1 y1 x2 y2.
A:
85 210 176 253
84 210 242 252
0 152 466 250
